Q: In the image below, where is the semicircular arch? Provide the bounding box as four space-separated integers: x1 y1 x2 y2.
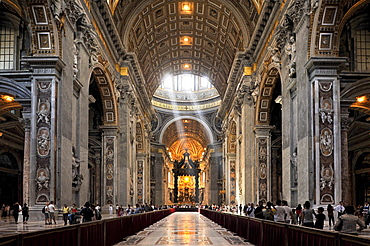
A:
255 68 281 126
91 67 118 126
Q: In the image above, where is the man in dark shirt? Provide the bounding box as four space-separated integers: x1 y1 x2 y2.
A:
314 207 326 229
254 201 265 219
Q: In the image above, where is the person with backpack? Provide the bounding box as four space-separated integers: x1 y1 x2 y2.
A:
42 202 50 225
264 202 276 221
80 202 94 222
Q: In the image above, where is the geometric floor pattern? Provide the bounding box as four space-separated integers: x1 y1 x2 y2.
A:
114 212 254 245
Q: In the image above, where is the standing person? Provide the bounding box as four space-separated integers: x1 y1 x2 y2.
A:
95 204 102 220
296 204 302 225
249 203 255 218
282 200 293 224
80 202 94 222
274 200 286 222
301 201 316 227
48 201 57 225
327 204 335 228
109 204 113 215
254 201 265 219
239 204 242 215
335 201 345 219
1 204 7 222
13 202 20 224
291 209 298 224
42 202 50 225
62 204 70 226
335 205 365 235
363 202 369 224
264 202 276 221
314 207 326 229
22 203 29 224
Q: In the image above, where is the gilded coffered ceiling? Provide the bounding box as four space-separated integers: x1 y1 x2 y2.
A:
113 0 258 97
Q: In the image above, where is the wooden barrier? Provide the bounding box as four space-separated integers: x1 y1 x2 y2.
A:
0 208 175 246
200 209 370 246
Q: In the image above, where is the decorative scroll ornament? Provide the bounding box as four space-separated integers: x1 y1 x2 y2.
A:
291 151 298 187
72 146 83 190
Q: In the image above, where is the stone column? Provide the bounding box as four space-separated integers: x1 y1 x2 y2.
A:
116 81 132 206
239 75 258 204
306 58 347 205
254 125 274 203
100 126 119 205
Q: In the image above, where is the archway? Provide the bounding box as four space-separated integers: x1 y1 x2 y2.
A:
0 152 21 205
354 152 370 205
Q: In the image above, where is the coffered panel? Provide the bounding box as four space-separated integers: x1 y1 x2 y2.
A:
117 0 254 97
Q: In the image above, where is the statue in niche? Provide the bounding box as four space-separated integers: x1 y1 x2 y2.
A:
37 99 50 123
72 146 83 189
285 34 296 78
36 168 49 191
129 175 134 197
291 150 298 186
73 40 79 81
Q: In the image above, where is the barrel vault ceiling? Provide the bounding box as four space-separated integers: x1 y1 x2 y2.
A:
113 0 259 98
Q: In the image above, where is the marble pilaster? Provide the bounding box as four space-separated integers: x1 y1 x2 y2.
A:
340 106 353 205
21 57 65 209
254 125 274 203
100 126 119 205
21 110 31 206
305 57 347 205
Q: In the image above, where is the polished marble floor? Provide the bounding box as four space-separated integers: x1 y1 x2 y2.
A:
114 212 253 245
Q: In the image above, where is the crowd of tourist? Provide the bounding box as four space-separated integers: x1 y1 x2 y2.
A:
1 199 370 235
1 202 29 224
203 200 367 235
